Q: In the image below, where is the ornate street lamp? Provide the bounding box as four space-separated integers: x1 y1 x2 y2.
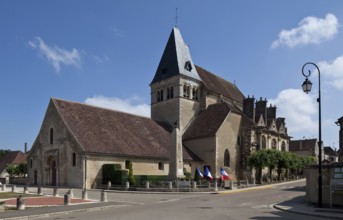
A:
301 62 322 208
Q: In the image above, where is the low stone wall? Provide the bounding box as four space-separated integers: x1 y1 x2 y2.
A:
9 177 28 185
305 163 343 207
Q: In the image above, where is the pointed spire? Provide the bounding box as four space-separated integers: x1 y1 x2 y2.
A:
150 27 201 85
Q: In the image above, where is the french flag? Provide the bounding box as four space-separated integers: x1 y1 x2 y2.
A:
204 166 213 181
196 167 204 179
220 167 230 181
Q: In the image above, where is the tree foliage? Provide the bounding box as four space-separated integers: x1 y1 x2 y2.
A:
249 149 317 180
5 162 27 177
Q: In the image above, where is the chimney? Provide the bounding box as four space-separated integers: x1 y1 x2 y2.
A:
243 95 255 121
267 104 277 121
24 142 27 154
255 97 267 124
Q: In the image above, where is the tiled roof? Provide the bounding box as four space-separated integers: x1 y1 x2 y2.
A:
52 98 196 161
183 102 231 141
195 65 245 104
324 146 338 156
0 151 26 173
289 139 317 151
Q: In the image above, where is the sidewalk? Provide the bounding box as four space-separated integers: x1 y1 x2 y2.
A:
0 201 128 220
274 195 343 219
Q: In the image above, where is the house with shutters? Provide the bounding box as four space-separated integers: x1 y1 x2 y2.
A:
27 27 290 189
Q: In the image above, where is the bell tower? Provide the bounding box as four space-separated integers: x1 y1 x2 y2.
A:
150 27 202 179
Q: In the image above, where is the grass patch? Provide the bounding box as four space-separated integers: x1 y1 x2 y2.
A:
0 192 40 199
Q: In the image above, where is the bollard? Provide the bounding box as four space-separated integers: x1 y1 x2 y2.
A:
12 185 16 192
16 195 25 210
245 178 249 187
24 186 28 194
252 178 256 185
229 180 236 190
37 186 42 195
107 181 111 190
1 184 5 191
145 181 150 190
214 181 218 191
101 190 107 202
208 181 211 188
192 181 197 189
64 193 71 205
82 189 88 200
69 189 74 198
168 181 173 190
125 181 130 191
53 188 58 197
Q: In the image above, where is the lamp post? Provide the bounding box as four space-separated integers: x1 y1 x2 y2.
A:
301 62 322 208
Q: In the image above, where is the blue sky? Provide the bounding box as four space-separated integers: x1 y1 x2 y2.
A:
1 1 343 151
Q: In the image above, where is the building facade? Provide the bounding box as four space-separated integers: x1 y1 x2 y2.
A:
27 27 290 188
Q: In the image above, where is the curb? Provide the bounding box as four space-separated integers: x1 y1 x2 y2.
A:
1 203 129 220
273 203 343 219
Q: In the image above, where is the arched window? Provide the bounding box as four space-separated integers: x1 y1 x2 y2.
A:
30 158 33 169
281 141 286 151
167 88 170 99
183 85 190 98
72 152 76 166
262 136 266 149
157 91 161 102
237 136 241 146
158 162 164 170
192 87 198 100
224 149 230 167
271 139 277 150
50 127 54 145
125 160 130 169
170 87 174 98
160 89 164 101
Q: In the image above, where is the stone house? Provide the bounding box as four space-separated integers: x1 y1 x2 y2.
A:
0 151 26 184
323 146 339 163
27 27 290 189
289 139 324 161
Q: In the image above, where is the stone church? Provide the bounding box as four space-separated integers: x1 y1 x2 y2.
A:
27 27 290 189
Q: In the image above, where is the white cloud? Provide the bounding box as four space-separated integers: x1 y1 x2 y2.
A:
269 89 317 137
110 27 124 38
28 37 81 72
271 14 339 48
85 95 150 118
318 55 343 89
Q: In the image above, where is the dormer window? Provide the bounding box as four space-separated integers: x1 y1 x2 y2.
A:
184 61 192 71
50 127 54 145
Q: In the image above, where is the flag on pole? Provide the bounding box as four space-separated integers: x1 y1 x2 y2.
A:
196 167 204 179
220 167 230 181
204 166 213 181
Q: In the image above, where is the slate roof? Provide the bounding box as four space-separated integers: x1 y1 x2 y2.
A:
52 98 197 160
195 65 245 104
0 151 26 173
183 102 232 141
289 139 317 151
151 27 201 85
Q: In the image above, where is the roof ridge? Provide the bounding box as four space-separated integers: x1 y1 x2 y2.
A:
51 97 152 120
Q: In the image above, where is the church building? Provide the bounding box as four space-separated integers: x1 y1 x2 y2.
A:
27 27 290 189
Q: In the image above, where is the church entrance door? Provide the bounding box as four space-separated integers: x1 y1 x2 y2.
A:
47 156 57 186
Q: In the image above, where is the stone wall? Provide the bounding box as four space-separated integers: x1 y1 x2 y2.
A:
305 163 343 207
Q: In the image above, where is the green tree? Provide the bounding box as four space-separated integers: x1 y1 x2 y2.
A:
265 149 278 179
276 151 292 181
128 161 135 186
17 162 28 177
6 164 18 178
249 150 270 183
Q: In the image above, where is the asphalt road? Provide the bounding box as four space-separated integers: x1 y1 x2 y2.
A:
37 180 324 220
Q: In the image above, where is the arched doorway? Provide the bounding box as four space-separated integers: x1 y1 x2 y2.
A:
47 156 57 186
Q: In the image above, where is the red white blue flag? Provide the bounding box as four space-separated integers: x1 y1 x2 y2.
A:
196 167 204 179
204 166 213 181
220 167 230 181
